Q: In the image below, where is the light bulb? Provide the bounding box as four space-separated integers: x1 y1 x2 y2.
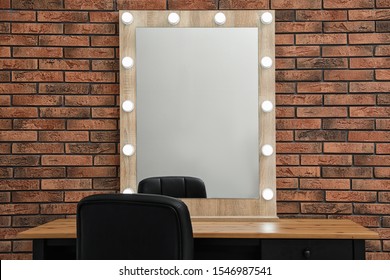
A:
261 144 274 156
262 188 274 200
168 13 180 25
261 12 273 24
121 12 134 25
261 100 273 112
122 57 134 69
122 188 135 194
122 100 134 113
214 12 226 25
261 56 273 69
122 144 135 156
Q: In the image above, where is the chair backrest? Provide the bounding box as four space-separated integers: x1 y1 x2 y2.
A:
138 176 207 198
77 194 193 260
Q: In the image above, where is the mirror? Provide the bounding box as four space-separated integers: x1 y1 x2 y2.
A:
136 28 259 198
120 11 276 216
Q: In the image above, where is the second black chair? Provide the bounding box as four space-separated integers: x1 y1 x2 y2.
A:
138 176 207 198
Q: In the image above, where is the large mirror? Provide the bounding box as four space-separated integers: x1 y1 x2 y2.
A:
136 28 259 198
120 11 276 217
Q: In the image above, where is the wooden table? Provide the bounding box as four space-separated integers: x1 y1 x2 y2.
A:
18 218 378 260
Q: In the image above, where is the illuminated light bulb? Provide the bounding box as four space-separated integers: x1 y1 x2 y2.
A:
121 12 134 25
122 100 134 113
261 12 273 25
214 12 226 25
122 187 136 194
262 188 274 200
261 144 274 157
261 100 274 113
122 57 134 69
122 188 135 194
261 56 273 69
168 13 180 25
122 144 135 156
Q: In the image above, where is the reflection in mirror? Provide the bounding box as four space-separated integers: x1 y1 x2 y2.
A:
136 28 259 198
138 176 207 198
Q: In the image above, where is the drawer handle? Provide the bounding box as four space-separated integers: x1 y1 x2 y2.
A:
303 248 311 259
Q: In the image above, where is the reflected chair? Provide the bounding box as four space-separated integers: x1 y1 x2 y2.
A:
138 176 207 198
77 193 193 260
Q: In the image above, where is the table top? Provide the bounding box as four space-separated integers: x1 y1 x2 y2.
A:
17 218 379 240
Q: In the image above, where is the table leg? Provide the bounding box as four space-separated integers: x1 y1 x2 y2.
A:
32 239 77 260
353 240 365 260
32 239 45 260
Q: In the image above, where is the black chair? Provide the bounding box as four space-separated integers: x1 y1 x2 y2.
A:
77 193 193 260
138 176 207 198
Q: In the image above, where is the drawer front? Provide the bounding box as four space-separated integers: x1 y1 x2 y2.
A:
195 238 261 260
260 239 353 260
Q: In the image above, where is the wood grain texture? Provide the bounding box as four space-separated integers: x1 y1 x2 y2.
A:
17 218 379 239
119 10 276 217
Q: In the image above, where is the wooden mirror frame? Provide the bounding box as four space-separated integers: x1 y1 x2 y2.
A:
119 10 276 218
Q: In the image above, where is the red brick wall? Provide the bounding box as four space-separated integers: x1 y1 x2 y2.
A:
0 0 389 260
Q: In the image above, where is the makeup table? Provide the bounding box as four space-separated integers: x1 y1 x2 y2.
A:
17 218 378 260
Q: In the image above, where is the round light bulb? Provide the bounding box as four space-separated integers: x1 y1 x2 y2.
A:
168 13 180 25
261 100 274 113
121 12 134 25
122 100 134 113
214 12 226 25
261 56 273 69
261 144 274 157
122 188 135 194
122 144 135 156
261 12 273 24
122 57 134 69
262 188 274 201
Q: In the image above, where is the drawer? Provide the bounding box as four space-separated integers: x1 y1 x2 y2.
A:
195 238 261 260
260 239 353 260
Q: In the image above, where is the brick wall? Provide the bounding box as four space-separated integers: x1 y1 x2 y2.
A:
0 0 389 260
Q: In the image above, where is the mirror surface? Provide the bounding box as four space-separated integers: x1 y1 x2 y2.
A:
136 28 259 198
